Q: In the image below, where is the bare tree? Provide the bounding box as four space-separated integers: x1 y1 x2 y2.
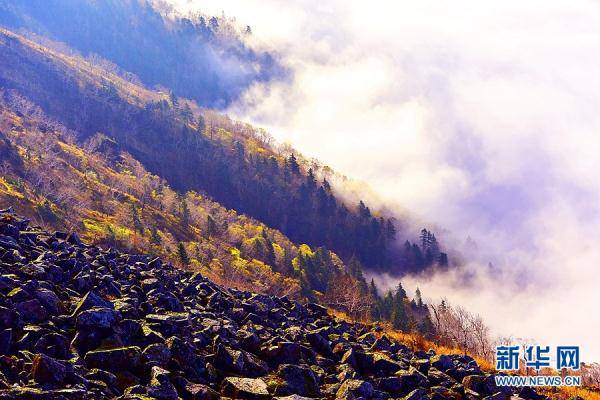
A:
582 363 600 386
324 274 372 321
430 300 493 360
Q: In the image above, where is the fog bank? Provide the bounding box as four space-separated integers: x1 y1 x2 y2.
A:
173 0 600 361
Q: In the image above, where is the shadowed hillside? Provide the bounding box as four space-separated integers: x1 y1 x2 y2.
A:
0 0 286 108
0 28 445 275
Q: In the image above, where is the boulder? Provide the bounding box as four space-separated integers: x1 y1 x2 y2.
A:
84 346 142 372
336 379 374 399
76 307 120 329
31 353 67 385
276 364 320 397
221 377 270 399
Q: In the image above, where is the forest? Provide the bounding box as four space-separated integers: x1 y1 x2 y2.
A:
0 21 447 343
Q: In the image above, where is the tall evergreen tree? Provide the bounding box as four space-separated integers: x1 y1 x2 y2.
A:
177 242 190 266
131 203 144 234
417 311 435 338
415 287 423 308
287 154 300 174
179 194 190 226
369 279 382 320
206 214 217 237
391 282 410 331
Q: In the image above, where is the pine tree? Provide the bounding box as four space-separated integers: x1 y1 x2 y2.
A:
347 256 363 279
386 219 396 241
415 287 423 308
179 194 190 226
177 242 190 266
369 279 381 320
391 282 410 331
131 203 144 234
206 215 217 237
395 282 407 300
262 229 276 266
307 168 316 189
196 115 206 134
417 312 435 338
438 252 449 266
169 91 178 107
391 301 409 331
420 228 430 253
383 290 394 320
287 154 300 174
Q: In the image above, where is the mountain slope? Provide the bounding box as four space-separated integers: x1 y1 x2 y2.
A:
0 88 350 302
0 27 433 274
0 0 285 108
0 210 537 399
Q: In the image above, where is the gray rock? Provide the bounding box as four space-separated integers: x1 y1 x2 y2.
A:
31 353 67 384
336 379 374 399
221 377 270 399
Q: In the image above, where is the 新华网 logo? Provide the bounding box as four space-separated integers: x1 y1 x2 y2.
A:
494 345 581 387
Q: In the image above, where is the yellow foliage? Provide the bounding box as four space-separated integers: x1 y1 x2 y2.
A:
82 219 105 236
0 177 24 199
291 257 301 274
230 247 241 260
227 223 246 245
298 244 314 257
272 242 285 262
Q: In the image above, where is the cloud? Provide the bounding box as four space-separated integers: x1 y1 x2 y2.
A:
175 0 600 360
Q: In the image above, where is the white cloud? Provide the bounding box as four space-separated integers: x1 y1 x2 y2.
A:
176 0 600 361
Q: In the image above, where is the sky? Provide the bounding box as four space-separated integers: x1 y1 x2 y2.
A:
170 0 600 361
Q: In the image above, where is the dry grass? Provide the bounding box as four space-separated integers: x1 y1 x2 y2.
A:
328 308 600 399
328 308 493 372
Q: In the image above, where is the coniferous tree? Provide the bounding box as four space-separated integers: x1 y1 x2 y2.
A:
417 312 435 339
287 154 300 174
438 252 449 266
179 194 190 226
206 214 217 237
261 229 276 266
395 282 407 300
391 282 410 331
169 91 178 107
196 115 206 134
369 279 382 320
383 290 394 320
131 203 144 234
420 228 430 253
391 300 409 331
415 287 423 308
386 219 396 241
177 242 190 266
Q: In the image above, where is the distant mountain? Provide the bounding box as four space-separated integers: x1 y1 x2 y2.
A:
0 0 286 108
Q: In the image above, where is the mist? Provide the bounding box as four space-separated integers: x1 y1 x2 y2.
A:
172 0 600 360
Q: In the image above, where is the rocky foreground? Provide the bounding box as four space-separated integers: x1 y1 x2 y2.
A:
0 210 542 399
